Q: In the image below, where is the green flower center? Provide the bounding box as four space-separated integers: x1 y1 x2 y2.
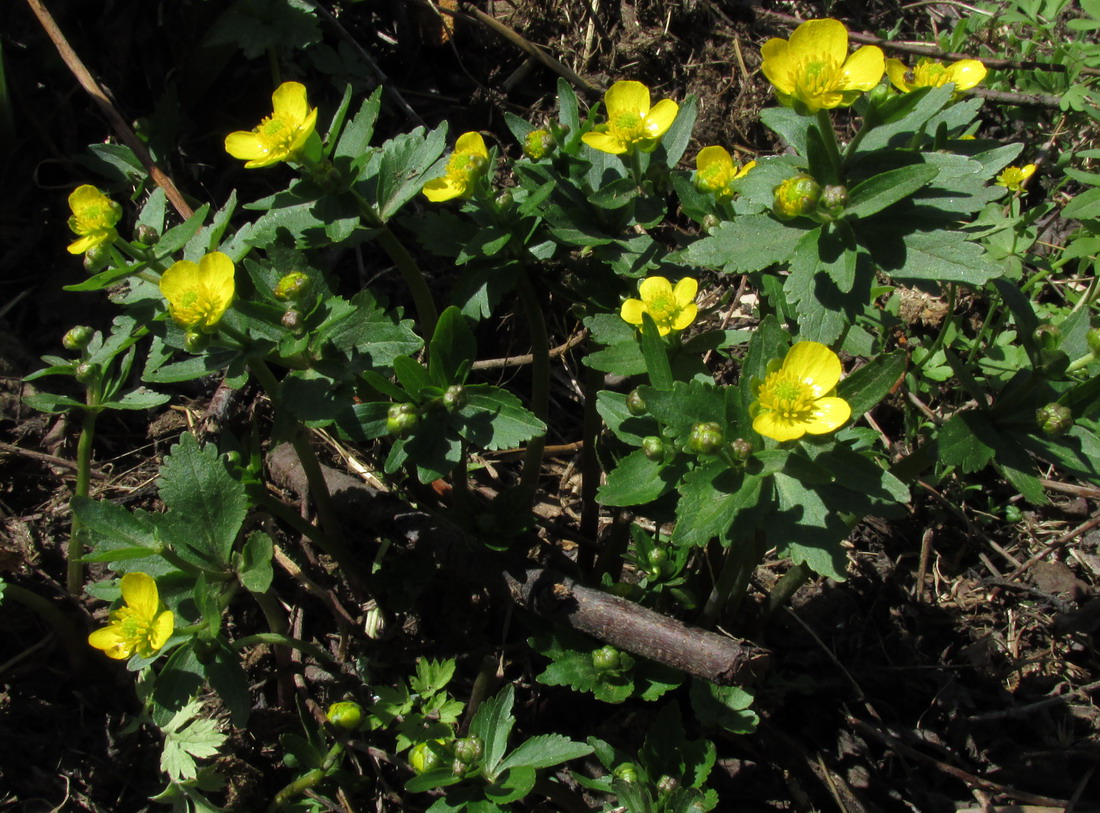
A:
644 293 678 326
912 60 947 87
758 372 816 420
697 164 728 194
611 112 646 142
116 607 155 651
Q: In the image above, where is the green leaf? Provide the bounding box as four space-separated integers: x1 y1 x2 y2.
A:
878 229 1002 285
1063 187 1100 221
237 531 274 593
534 645 634 704
845 164 939 220
334 87 382 175
484 765 537 805
682 214 809 273
597 449 676 507
157 432 248 565
453 386 547 451
837 351 906 419
938 411 998 473
638 380 725 441
410 658 456 697
662 94 697 167
154 203 210 261
469 684 515 776
673 465 762 548
640 313 673 389
771 472 849 580
160 699 226 782
369 123 449 222
99 387 171 411
430 306 476 387
206 639 251 727
498 735 593 773
689 679 758 734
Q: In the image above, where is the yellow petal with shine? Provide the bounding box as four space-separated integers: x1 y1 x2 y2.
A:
150 611 175 651
697 146 731 173
455 131 489 159
582 131 626 154
805 396 851 434
159 260 200 303
753 411 806 442
67 234 98 255
783 341 842 393
672 277 698 308
422 177 462 202
88 626 131 659
671 304 698 331
946 60 986 91
620 299 645 325
645 98 679 138
885 58 911 92
760 38 794 94
841 45 885 91
120 572 160 619
605 80 651 118
638 275 673 302
789 19 849 64
224 132 270 161
272 81 309 121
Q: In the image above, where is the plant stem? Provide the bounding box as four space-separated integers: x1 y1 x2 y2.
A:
577 365 603 573
815 109 844 184
232 632 337 665
699 532 765 627
67 407 98 595
763 562 813 618
515 273 550 507
3 582 86 670
911 283 957 374
265 742 345 812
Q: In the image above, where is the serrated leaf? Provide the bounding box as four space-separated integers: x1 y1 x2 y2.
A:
938 411 998 473
689 679 758 734
157 433 247 565
882 229 1002 285
845 165 938 220
771 472 849 580
452 387 546 451
497 734 593 774
161 711 227 782
597 449 676 507
469 685 515 776
682 214 809 273
837 351 906 419
673 465 762 548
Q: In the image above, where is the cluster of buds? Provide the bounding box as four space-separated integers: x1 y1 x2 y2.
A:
274 271 313 336
772 175 848 223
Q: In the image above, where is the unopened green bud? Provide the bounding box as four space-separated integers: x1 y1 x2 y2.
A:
453 736 483 764
495 190 514 210
387 403 420 436
613 763 638 783
819 184 849 217
452 759 470 776
656 775 680 795
183 330 210 353
74 361 98 384
136 224 159 245
274 271 311 302
1035 324 1063 352
701 213 722 232
83 243 110 272
1087 327 1100 356
642 435 666 461
592 645 622 672
281 309 304 332
410 740 445 774
523 128 554 160
1036 403 1073 437
773 174 822 220
626 388 647 416
727 438 753 463
442 384 468 411
326 701 365 731
687 421 725 455
62 325 93 352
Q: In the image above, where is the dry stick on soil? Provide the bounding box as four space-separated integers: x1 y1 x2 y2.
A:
1002 513 1100 583
24 0 194 220
472 328 589 371
847 716 1073 808
0 441 108 480
968 678 1100 722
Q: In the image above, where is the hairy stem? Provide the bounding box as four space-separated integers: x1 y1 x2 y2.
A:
67 408 97 595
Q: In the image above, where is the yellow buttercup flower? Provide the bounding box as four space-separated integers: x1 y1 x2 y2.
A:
750 341 851 442
422 132 490 202
620 276 698 336
224 81 318 169
88 572 174 660
159 251 236 332
695 146 756 200
996 163 1037 192
67 185 122 255
760 19 884 114
886 57 986 95
582 80 679 155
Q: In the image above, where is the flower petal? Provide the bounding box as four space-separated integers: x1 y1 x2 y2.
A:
455 131 489 159
885 58 911 92
671 303 698 331
782 341 842 394
620 298 645 325
422 176 463 202
605 80 651 118
224 132 271 162
638 276 673 303
696 146 731 173
841 45 885 91
945 59 986 91
804 396 851 434
88 625 131 659
645 98 679 138
789 19 849 64
67 234 100 255
672 276 698 308
753 410 806 442
581 131 627 154
760 39 794 94
120 572 160 619
159 260 199 303
272 81 310 121
149 610 175 652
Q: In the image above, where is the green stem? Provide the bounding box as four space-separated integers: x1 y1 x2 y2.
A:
1065 351 1098 374
577 365 603 574
266 743 345 812
232 632 337 665
815 109 843 184
67 408 98 595
699 532 765 627
763 562 813 618
515 273 550 507
911 284 957 374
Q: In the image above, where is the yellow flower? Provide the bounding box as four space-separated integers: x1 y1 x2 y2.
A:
159 251 236 332
224 81 318 169
620 276 698 336
582 80 680 155
750 341 851 442
88 572 175 660
885 57 987 95
67 185 122 255
695 146 756 200
996 163 1036 192
422 132 490 202
760 19 884 114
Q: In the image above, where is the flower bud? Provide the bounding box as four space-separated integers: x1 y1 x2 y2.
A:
1087 327 1100 356
495 190 514 211
409 740 446 774
83 243 110 272
1036 403 1073 437
74 361 98 384
523 128 554 161
281 309 304 333
442 384 468 412
387 403 420 436
1034 324 1062 353
726 438 753 464
326 701 365 731
819 184 849 217
701 213 722 233
613 762 638 783
642 436 666 462
626 389 647 416
274 271 311 302
452 759 470 776
453 736 483 764
687 421 725 455
62 325 94 352
136 224 159 245
592 645 622 672
772 174 822 220
183 330 210 353
656 775 680 795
